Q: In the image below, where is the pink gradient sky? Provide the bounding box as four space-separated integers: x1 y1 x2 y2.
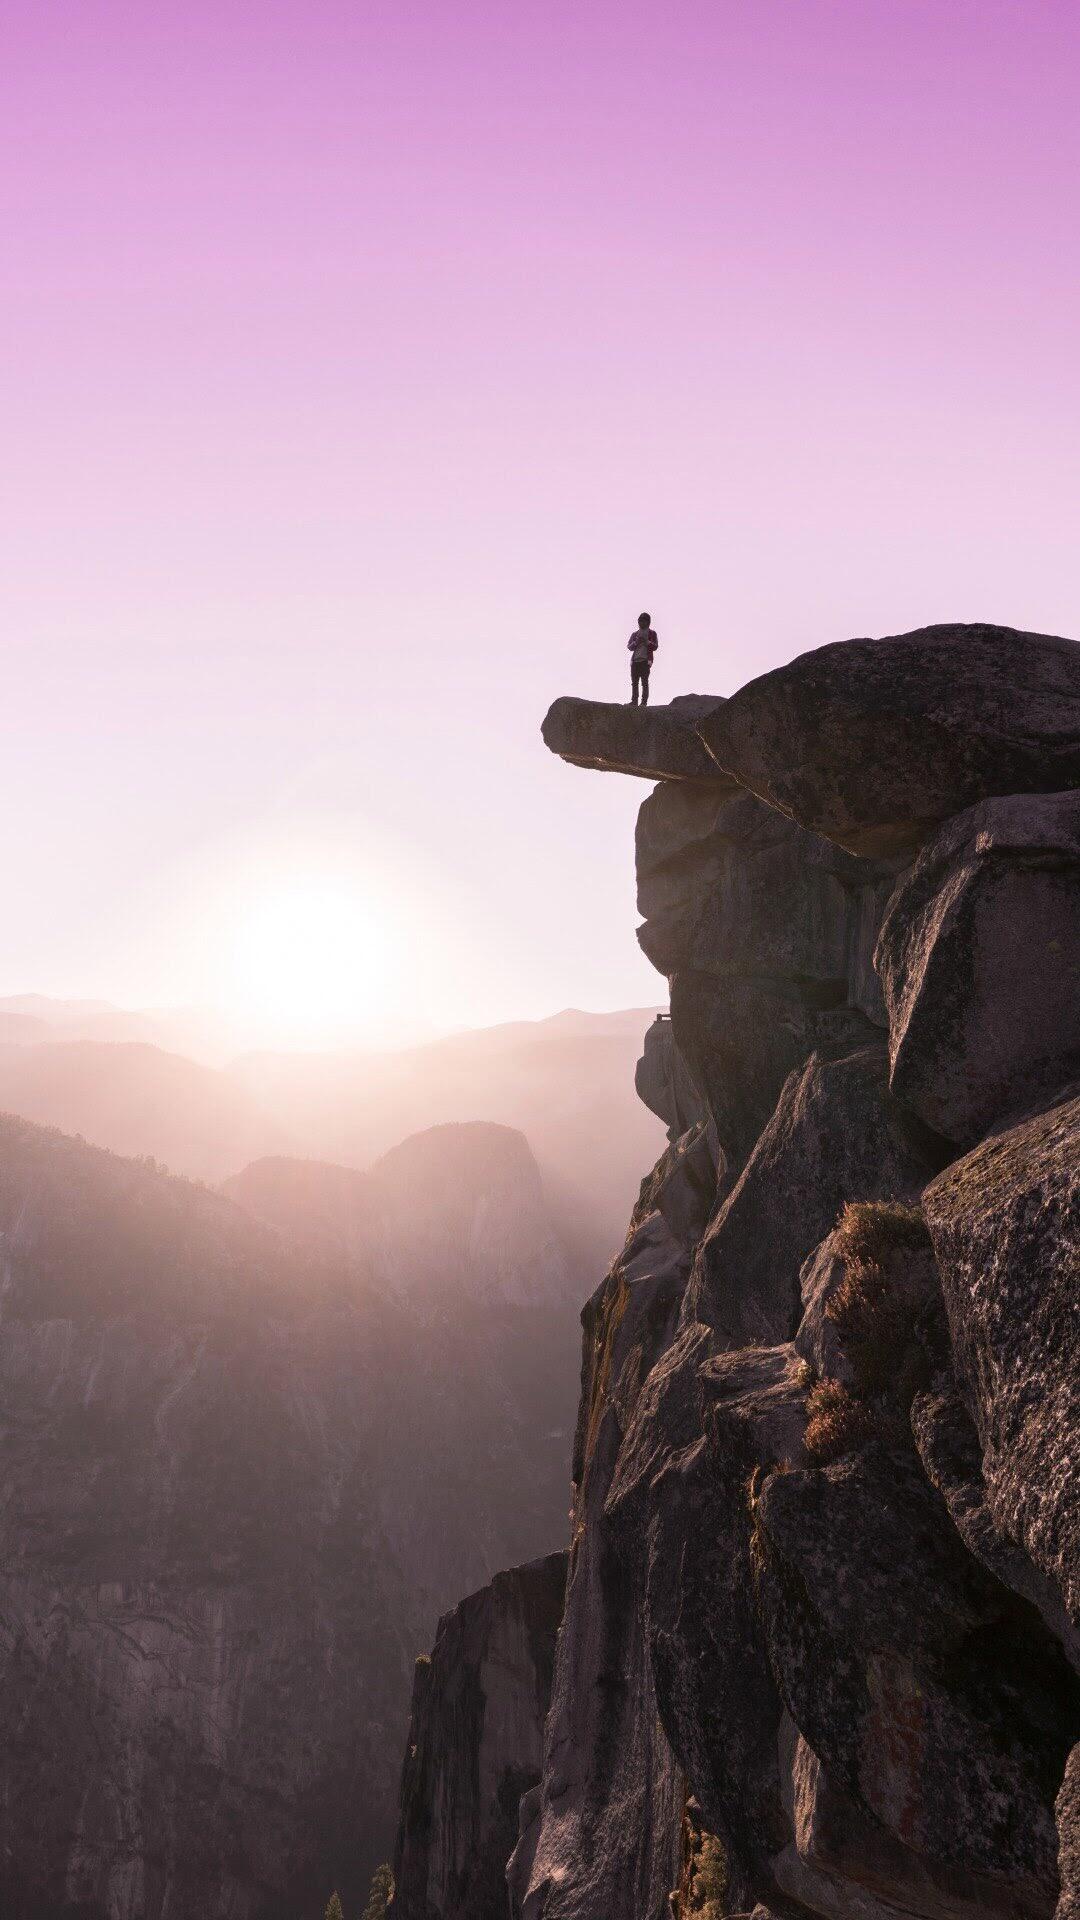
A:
2 1 1079 1043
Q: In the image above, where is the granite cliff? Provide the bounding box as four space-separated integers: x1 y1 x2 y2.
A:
393 623 1080 1920
0 1119 579 1919
393 1555 567 1920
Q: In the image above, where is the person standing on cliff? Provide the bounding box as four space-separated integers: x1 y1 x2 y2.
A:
627 612 658 706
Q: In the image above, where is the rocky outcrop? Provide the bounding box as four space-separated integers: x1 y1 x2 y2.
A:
687 1044 944 1345
634 776 898 1174
876 791 1080 1143
392 1554 567 1920
508 1212 692 1920
0 1118 579 1920
757 1446 1074 1918
507 626 1080 1920
635 1014 705 1142
695 622 1080 856
922 1087 1080 1643
542 694 729 782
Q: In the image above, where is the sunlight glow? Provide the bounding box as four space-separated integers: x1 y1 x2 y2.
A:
228 874 386 1046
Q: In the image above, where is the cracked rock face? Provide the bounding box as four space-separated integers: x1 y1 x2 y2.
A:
757 1442 1076 1918
508 1214 692 1920
636 778 897 1174
877 790 1080 1143
686 1043 943 1345
923 1087 1080 1638
392 1554 567 1920
508 633 1080 1920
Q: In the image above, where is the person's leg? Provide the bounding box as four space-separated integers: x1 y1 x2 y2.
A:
631 662 641 705
641 665 650 706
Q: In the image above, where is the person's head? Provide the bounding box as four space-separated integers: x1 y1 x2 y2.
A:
638 611 651 629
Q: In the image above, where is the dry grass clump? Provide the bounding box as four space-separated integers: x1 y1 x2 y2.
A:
832 1199 930 1266
825 1200 937 1404
804 1380 876 1465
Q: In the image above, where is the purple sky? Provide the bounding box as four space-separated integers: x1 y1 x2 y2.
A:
3 1 1079 1044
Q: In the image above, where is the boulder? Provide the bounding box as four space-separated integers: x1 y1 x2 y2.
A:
392 1554 567 1920
695 622 1080 856
757 1445 1077 1918
542 693 729 783
689 1045 945 1345
923 1087 1080 1635
912 1383 1080 1667
773 1717 1042 1920
876 790 1080 1143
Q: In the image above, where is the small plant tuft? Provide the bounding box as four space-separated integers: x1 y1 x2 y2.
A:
804 1381 876 1464
825 1200 939 1408
832 1199 930 1266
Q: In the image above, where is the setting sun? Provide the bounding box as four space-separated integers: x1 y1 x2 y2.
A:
228 875 385 1046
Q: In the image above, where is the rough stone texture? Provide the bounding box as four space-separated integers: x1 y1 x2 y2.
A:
508 1212 691 1920
515 650 1080 1920
634 778 899 1182
634 1013 705 1141
912 1383 1080 1670
668 969 882 1172
1057 1744 1080 1920
0 1117 578 1920
772 1714 1051 1920
621 1341 809 1901
639 1122 719 1251
636 781 895 1025
689 1044 946 1345
923 1088 1080 1637
541 694 729 783
877 790 1080 1143
795 1232 856 1388
696 622 1080 856
758 1444 1078 1918
392 1554 567 1920
515 656 1080 1920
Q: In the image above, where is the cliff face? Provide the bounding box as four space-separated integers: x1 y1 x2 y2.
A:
392 1554 567 1920
509 625 1080 1920
0 1119 579 1920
